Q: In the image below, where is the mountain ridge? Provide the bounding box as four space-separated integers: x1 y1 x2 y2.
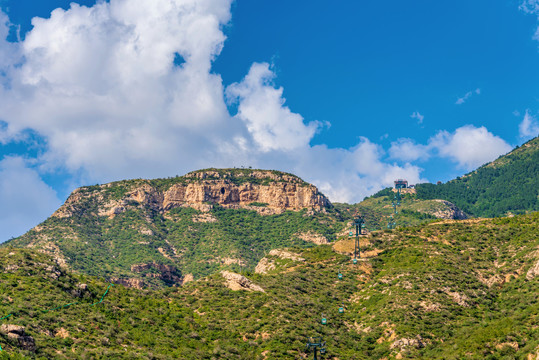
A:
415 136 539 217
3 169 342 288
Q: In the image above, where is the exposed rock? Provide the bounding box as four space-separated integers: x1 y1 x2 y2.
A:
268 249 305 262
496 342 519 351
390 335 425 350
297 231 329 245
139 228 154 236
0 324 36 352
70 283 89 298
392 188 416 195
221 271 265 292
111 277 145 290
192 213 218 223
0 324 25 336
44 264 62 280
51 169 331 220
182 274 194 284
130 262 183 285
477 272 504 288
444 288 470 307
55 328 70 339
419 301 441 312
220 257 245 266
526 259 539 280
255 250 305 274
430 200 468 220
4 264 19 272
157 247 174 260
255 258 276 274
162 174 328 215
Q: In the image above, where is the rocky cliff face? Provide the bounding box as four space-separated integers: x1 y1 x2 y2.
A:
428 200 468 220
53 169 331 218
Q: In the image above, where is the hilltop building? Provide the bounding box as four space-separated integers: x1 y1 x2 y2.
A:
394 179 408 189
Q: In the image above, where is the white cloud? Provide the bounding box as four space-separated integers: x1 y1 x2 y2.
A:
226 62 320 152
455 88 480 105
520 0 539 14
520 0 539 40
519 110 539 139
410 111 424 124
0 157 61 242
0 0 426 211
0 0 235 182
389 138 430 162
429 125 512 170
287 140 425 203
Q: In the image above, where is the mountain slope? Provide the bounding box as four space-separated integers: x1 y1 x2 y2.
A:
3 169 343 288
415 136 539 217
335 187 466 231
1 212 538 359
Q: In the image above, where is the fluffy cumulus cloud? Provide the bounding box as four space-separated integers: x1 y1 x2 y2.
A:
388 125 512 171
226 63 320 152
0 0 235 181
519 110 539 139
0 0 424 208
430 125 512 170
389 138 429 162
0 157 61 242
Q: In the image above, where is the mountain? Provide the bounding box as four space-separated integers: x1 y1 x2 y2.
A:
1 212 537 359
415 136 539 217
3 169 343 288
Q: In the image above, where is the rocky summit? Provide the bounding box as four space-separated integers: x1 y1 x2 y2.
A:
53 168 330 218
6 169 340 288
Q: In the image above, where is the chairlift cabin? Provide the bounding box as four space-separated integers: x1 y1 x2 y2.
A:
321 314 327 325
352 258 358 264
338 270 343 280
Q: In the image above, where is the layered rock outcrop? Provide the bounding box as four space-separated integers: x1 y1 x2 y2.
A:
424 200 468 220
52 169 331 218
221 271 265 292
0 324 36 352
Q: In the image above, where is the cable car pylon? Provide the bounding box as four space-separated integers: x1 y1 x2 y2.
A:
352 215 364 264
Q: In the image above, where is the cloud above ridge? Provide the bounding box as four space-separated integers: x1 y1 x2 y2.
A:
519 110 539 139
0 0 424 206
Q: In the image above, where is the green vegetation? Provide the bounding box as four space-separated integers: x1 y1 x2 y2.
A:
416 136 539 217
5 204 344 286
2 164 539 358
1 212 538 359
335 189 449 231
182 168 310 187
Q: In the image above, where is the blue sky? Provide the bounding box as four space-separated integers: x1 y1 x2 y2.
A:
0 0 539 241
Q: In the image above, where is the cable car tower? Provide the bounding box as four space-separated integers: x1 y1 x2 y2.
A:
353 216 364 262
306 336 326 359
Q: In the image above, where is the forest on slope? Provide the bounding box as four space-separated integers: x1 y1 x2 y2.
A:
1 212 538 359
415 136 539 217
